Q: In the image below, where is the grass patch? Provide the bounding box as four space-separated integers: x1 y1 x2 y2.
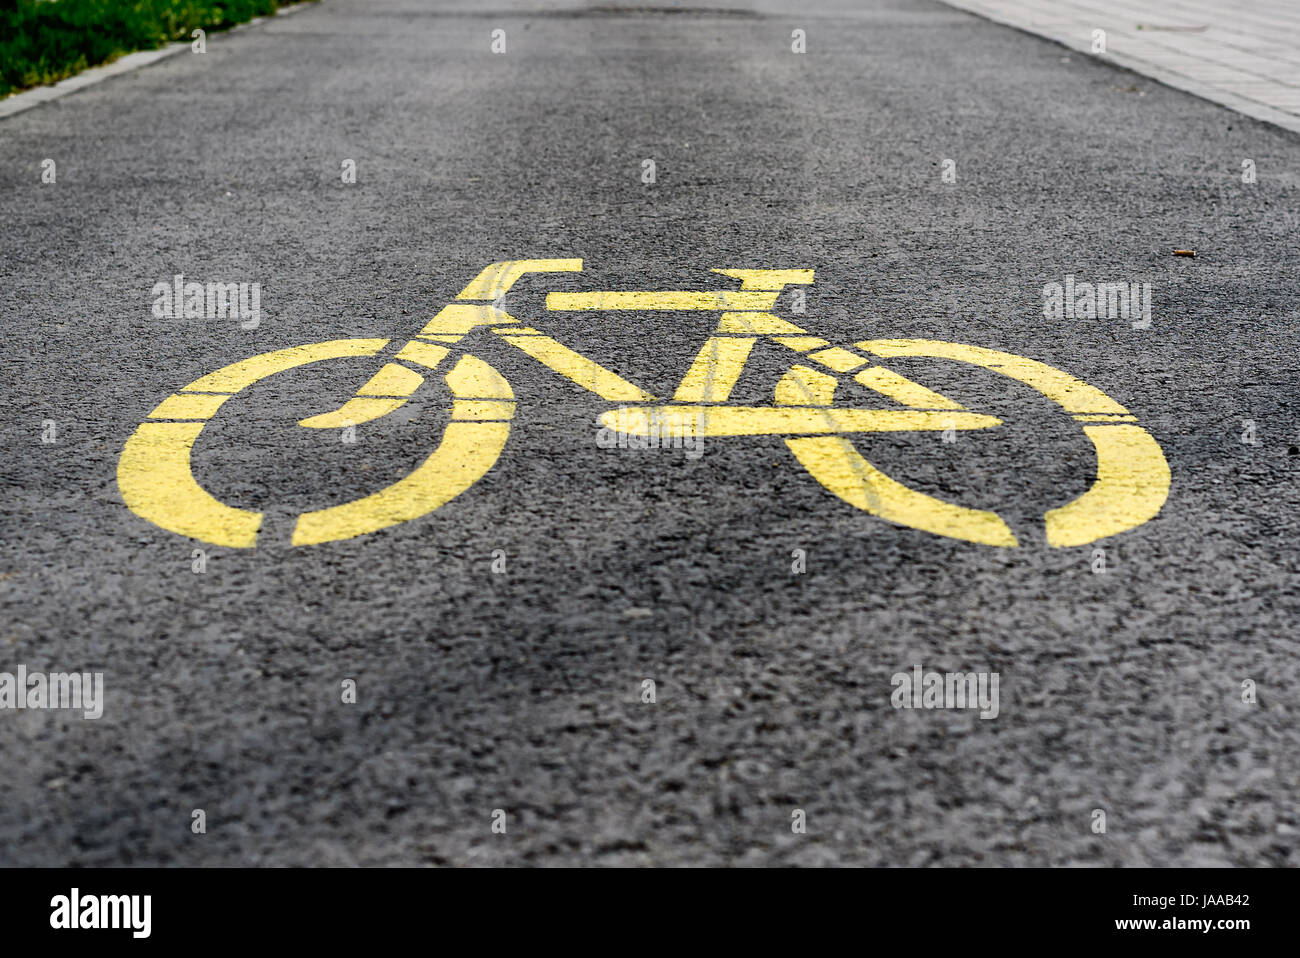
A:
0 0 311 98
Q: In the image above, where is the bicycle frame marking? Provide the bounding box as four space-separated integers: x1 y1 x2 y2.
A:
116 258 1170 548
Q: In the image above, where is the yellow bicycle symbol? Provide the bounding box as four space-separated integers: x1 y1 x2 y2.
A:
117 259 1170 548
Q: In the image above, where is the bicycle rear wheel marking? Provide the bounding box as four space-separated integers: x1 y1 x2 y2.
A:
291 354 513 546
117 341 513 548
118 339 389 548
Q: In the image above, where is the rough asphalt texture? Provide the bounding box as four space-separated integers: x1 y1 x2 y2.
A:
1 0 1297 866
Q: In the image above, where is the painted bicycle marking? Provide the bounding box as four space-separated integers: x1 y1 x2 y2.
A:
117 259 1170 548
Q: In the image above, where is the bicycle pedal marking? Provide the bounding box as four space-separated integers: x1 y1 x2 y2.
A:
116 259 1170 549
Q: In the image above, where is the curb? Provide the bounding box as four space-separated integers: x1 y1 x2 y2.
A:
0 1 319 122
941 0 1300 139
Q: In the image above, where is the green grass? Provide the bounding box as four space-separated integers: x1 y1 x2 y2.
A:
0 0 311 98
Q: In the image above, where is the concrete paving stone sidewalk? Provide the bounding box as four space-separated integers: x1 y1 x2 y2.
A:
941 0 1300 134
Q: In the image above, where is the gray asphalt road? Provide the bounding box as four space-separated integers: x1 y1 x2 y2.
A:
1 0 1297 866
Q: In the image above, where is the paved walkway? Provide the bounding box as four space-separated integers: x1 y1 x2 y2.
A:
943 0 1300 135
3 0 1298 868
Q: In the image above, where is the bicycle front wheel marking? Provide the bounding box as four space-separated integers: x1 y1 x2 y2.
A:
827 340 1171 547
785 435 1021 547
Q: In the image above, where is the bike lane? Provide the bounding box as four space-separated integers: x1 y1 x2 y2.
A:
1 0 1297 866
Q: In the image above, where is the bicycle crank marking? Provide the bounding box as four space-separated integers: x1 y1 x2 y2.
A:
116 259 1171 549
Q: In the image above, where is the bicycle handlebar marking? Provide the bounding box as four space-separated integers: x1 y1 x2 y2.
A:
116 259 1170 549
